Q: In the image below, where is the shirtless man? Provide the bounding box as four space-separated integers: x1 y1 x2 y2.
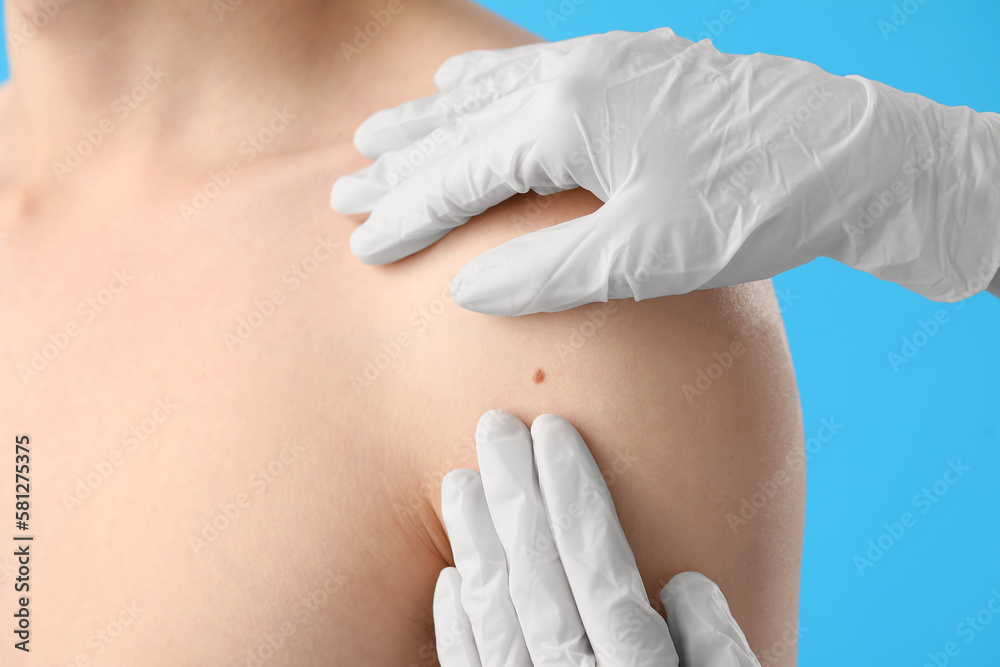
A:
0 0 804 664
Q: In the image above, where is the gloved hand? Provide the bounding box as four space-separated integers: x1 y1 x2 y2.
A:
331 28 1000 315
434 409 760 666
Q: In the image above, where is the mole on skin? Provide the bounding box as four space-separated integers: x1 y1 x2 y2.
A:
532 368 546 384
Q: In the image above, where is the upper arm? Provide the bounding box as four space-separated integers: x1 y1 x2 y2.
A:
381 188 805 665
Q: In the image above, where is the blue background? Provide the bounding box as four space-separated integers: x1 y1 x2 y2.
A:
3 1 998 665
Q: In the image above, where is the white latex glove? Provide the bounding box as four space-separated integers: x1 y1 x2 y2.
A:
331 29 1000 315
433 409 760 666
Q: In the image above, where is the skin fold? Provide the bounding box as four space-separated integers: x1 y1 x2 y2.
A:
0 0 804 664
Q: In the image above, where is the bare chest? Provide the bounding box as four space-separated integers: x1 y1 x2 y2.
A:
0 189 446 664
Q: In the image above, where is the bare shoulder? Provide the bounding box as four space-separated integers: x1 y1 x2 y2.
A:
391 187 797 371
377 188 803 664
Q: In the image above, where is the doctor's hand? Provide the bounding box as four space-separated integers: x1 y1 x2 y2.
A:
433 409 759 666
332 29 1000 315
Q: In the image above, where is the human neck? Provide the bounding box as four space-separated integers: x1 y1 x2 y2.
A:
1 0 431 212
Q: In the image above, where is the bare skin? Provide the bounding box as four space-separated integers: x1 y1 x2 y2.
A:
0 0 804 665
